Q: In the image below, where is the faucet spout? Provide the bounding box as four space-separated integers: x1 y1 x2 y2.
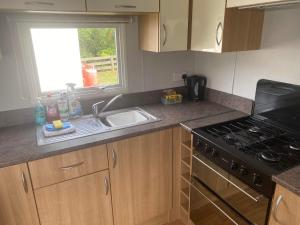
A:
99 94 123 113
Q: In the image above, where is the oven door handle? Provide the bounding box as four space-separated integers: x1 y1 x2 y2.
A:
193 155 263 203
191 178 245 225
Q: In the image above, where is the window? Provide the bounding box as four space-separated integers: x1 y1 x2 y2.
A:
29 25 125 94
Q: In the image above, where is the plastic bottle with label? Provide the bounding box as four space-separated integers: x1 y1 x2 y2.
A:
66 83 82 118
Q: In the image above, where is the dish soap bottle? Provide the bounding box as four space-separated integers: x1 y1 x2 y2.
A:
46 94 60 123
57 92 69 121
35 97 46 125
66 83 82 118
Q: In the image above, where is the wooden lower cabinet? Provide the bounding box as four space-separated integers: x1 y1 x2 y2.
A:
0 163 39 225
107 129 173 225
35 170 113 225
268 184 300 225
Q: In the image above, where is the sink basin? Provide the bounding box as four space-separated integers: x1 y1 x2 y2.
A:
105 110 148 127
99 107 159 128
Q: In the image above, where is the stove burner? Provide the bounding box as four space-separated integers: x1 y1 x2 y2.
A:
259 151 281 163
223 134 236 145
289 143 300 151
249 126 261 133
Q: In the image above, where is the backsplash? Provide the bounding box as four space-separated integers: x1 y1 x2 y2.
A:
0 87 253 128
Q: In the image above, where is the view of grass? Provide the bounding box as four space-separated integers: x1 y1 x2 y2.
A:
97 70 119 86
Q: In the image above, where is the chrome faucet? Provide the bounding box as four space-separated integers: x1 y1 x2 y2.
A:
92 94 123 118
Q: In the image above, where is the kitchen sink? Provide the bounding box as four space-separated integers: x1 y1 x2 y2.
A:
98 107 159 128
37 107 160 146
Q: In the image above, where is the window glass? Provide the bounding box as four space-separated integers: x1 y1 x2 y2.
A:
30 27 120 93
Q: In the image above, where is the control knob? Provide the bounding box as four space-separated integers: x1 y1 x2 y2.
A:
239 166 248 176
211 148 218 157
230 161 238 170
252 173 262 186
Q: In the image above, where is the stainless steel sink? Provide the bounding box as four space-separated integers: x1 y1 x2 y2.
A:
37 107 160 146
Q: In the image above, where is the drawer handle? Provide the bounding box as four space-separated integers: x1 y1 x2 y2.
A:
273 195 283 222
112 149 117 168
21 172 28 194
60 161 84 170
104 176 109 195
115 4 137 9
24 1 55 6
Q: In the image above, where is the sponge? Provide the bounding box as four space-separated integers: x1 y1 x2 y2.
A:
52 120 63 129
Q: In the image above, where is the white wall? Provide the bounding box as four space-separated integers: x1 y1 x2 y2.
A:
194 7 300 100
0 16 194 111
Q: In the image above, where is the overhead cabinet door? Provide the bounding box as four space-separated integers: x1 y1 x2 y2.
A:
191 0 226 53
227 0 291 8
86 0 159 12
0 0 86 11
159 0 189 52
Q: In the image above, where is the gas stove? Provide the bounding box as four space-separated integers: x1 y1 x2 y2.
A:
192 79 300 198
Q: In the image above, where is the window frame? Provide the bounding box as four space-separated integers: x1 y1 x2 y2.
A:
14 19 128 100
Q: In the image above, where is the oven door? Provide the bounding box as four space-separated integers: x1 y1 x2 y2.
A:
192 154 269 225
190 177 250 225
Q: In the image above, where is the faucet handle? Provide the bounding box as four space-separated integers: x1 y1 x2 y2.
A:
92 101 105 118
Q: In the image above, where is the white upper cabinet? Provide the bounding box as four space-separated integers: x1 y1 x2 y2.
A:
0 0 86 11
86 0 159 13
191 0 264 53
159 0 189 52
227 0 295 8
139 0 189 52
191 0 226 53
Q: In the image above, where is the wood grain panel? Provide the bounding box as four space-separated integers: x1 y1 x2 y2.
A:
268 184 300 225
222 8 264 52
0 164 40 225
35 171 113 225
169 127 181 222
29 145 108 188
108 129 173 225
139 13 160 52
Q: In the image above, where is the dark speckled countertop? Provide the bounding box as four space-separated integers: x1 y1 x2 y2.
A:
0 101 248 168
273 167 300 196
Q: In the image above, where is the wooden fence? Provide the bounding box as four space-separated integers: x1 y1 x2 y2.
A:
81 56 117 72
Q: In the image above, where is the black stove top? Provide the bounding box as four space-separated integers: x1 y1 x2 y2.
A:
192 79 300 197
194 116 300 173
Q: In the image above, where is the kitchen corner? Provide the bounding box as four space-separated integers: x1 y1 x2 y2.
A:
0 90 249 168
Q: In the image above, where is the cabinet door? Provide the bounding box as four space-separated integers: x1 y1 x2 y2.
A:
86 0 159 12
0 0 86 11
191 0 226 53
227 0 284 8
108 129 173 225
159 0 189 52
35 171 114 225
0 164 40 225
268 185 300 225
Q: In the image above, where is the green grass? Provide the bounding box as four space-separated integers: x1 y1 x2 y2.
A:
97 70 119 86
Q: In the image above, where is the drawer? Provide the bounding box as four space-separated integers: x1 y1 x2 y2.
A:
29 145 108 189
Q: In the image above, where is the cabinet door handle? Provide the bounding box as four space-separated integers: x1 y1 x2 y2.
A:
162 24 167 46
24 1 55 6
112 149 117 168
273 195 283 221
60 161 84 170
21 172 28 194
216 22 223 46
104 177 109 195
115 4 137 9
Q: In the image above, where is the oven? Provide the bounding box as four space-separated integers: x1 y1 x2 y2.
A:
190 153 270 225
